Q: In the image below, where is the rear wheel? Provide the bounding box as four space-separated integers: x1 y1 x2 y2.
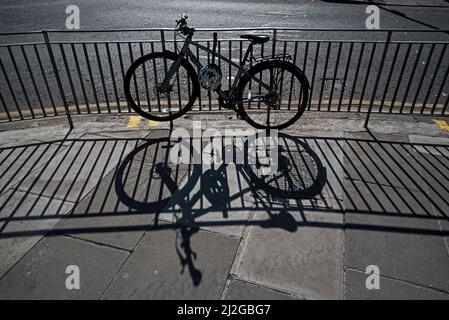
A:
124 51 199 121
235 60 309 130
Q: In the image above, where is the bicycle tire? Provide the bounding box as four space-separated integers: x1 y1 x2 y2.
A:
235 60 309 130
124 51 200 122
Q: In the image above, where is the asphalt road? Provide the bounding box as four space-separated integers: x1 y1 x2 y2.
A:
0 0 449 32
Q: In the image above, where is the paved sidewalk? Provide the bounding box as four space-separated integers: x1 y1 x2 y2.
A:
0 111 448 299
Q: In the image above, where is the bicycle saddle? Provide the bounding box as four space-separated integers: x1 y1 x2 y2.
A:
240 34 270 44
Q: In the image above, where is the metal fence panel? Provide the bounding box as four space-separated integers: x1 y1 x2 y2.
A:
0 28 448 124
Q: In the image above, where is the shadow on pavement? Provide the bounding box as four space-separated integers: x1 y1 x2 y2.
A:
0 130 448 287
112 132 327 285
322 0 449 8
322 0 449 34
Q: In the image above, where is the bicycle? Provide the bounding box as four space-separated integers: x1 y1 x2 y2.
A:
124 14 310 130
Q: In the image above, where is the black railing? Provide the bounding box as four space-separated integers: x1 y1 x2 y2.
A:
0 28 448 127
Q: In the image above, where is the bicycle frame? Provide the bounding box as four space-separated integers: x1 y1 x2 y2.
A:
160 32 274 100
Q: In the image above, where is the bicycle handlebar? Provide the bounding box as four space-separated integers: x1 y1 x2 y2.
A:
175 13 194 36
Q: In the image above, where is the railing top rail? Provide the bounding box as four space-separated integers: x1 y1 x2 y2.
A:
0 30 44 36
2 39 449 48
0 42 46 47
22 39 448 46
1 27 449 36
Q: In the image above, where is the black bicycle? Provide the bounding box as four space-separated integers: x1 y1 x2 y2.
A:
124 14 310 130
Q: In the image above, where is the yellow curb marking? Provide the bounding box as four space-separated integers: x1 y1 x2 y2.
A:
127 116 141 128
148 120 160 127
434 120 449 132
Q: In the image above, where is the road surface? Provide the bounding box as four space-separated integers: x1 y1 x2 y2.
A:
1 0 449 32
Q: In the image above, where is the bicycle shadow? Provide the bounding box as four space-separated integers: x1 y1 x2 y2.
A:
114 132 327 286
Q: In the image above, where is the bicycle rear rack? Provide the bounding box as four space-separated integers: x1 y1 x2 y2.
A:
253 53 292 63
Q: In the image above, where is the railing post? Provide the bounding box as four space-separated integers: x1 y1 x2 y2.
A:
364 30 392 129
160 30 166 52
272 28 277 57
43 31 73 129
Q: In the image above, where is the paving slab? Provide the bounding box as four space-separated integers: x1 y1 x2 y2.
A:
408 138 449 214
409 142 449 254
146 129 173 139
233 208 343 299
367 117 445 137
88 129 154 140
70 116 174 134
345 269 449 300
0 125 75 147
252 133 328 200
55 154 189 250
344 172 436 217
409 134 449 156
0 235 128 299
53 170 149 251
302 134 345 202
284 115 365 134
0 189 74 278
159 162 254 238
103 222 240 299
127 133 180 164
15 134 139 203
70 116 150 136
303 138 344 211
248 192 337 214
0 141 67 196
223 278 299 300
345 179 449 292
342 132 427 192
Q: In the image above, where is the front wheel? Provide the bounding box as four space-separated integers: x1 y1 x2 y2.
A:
124 51 200 122
235 60 309 130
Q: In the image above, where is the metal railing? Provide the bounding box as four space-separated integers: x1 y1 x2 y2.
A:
0 28 449 127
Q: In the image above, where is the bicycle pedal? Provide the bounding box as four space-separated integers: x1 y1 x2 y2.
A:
218 90 232 109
